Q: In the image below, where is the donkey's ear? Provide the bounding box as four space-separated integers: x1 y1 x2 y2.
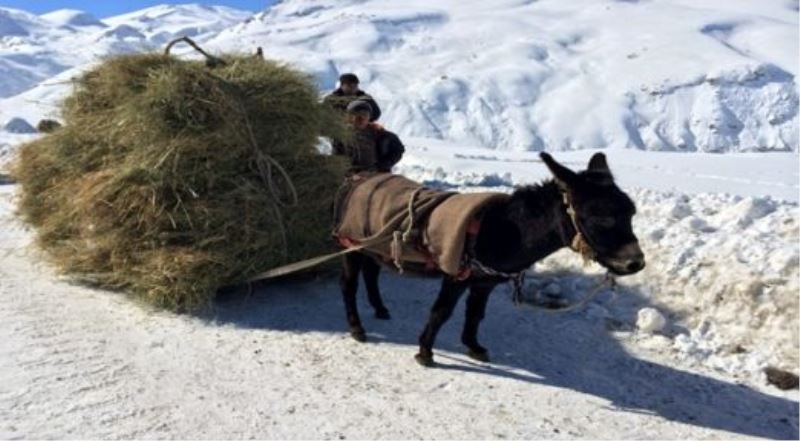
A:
540 152 577 188
587 152 611 175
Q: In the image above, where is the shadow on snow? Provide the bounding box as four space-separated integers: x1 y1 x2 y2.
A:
210 270 798 439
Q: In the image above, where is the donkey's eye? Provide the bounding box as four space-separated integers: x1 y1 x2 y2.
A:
591 216 616 228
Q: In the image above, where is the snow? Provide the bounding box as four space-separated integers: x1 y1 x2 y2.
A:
396 140 800 202
0 140 797 437
206 0 799 152
0 185 798 439
40 9 106 28
103 4 253 45
637 308 667 333
0 0 797 438
0 9 30 36
1 0 796 152
0 4 250 99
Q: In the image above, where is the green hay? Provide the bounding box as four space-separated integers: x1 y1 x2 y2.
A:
14 53 350 311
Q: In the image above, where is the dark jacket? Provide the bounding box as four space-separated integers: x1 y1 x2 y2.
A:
333 123 404 173
323 89 382 122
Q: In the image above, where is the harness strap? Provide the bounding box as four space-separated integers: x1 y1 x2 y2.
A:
562 191 598 263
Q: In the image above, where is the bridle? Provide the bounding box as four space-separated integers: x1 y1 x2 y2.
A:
560 189 601 264
468 187 616 311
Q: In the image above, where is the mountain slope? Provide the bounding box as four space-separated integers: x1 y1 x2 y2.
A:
0 0 797 152
40 9 107 28
208 0 799 152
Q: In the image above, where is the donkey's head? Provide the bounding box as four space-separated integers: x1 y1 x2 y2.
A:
540 152 645 276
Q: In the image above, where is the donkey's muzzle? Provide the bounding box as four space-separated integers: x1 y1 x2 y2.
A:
607 242 645 275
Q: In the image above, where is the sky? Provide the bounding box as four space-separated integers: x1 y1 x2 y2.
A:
0 1 275 17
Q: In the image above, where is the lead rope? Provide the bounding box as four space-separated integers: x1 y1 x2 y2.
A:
471 256 616 313
526 273 616 314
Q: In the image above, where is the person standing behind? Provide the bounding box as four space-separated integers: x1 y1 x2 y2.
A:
324 73 381 122
333 100 403 174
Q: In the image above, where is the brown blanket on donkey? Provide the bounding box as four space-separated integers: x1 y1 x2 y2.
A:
334 173 509 277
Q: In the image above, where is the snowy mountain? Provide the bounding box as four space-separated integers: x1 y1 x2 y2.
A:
206 0 799 152
0 4 251 99
103 4 252 45
1 0 797 152
40 9 107 28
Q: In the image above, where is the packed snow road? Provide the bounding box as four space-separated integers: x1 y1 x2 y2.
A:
0 184 797 439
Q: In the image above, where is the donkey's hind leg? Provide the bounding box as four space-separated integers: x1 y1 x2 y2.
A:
362 256 390 320
341 252 367 342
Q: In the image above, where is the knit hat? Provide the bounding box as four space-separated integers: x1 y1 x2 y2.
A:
339 73 360 85
346 99 372 115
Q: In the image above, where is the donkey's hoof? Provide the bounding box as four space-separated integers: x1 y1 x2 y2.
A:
349 328 367 343
414 352 435 367
467 349 490 363
375 309 391 320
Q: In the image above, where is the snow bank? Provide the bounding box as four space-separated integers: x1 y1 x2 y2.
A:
529 188 799 378
632 190 798 376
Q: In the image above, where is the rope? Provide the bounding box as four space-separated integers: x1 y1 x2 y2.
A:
563 191 597 263
246 234 394 282
161 37 300 259
250 183 430 281
521 273 617 314
164 36 226 67
469 261 617 314
391 186 424 273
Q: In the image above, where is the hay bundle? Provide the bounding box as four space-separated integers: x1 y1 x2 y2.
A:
14 51 349 311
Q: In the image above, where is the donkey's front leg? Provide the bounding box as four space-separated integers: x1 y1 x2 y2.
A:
415 278 469 367
462 280 498 362
341 253 367 342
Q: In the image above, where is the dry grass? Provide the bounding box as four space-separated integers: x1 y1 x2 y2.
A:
13 53 349 311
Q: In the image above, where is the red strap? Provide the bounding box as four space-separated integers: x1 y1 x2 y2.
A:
425 256 439 271
467 218 481 235
338 236 360 248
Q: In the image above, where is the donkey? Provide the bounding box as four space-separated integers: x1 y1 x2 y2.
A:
339 152 645 366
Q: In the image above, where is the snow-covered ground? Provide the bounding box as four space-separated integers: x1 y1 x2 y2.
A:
0 143 797 438
0 0 798 438
0 184 797 439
